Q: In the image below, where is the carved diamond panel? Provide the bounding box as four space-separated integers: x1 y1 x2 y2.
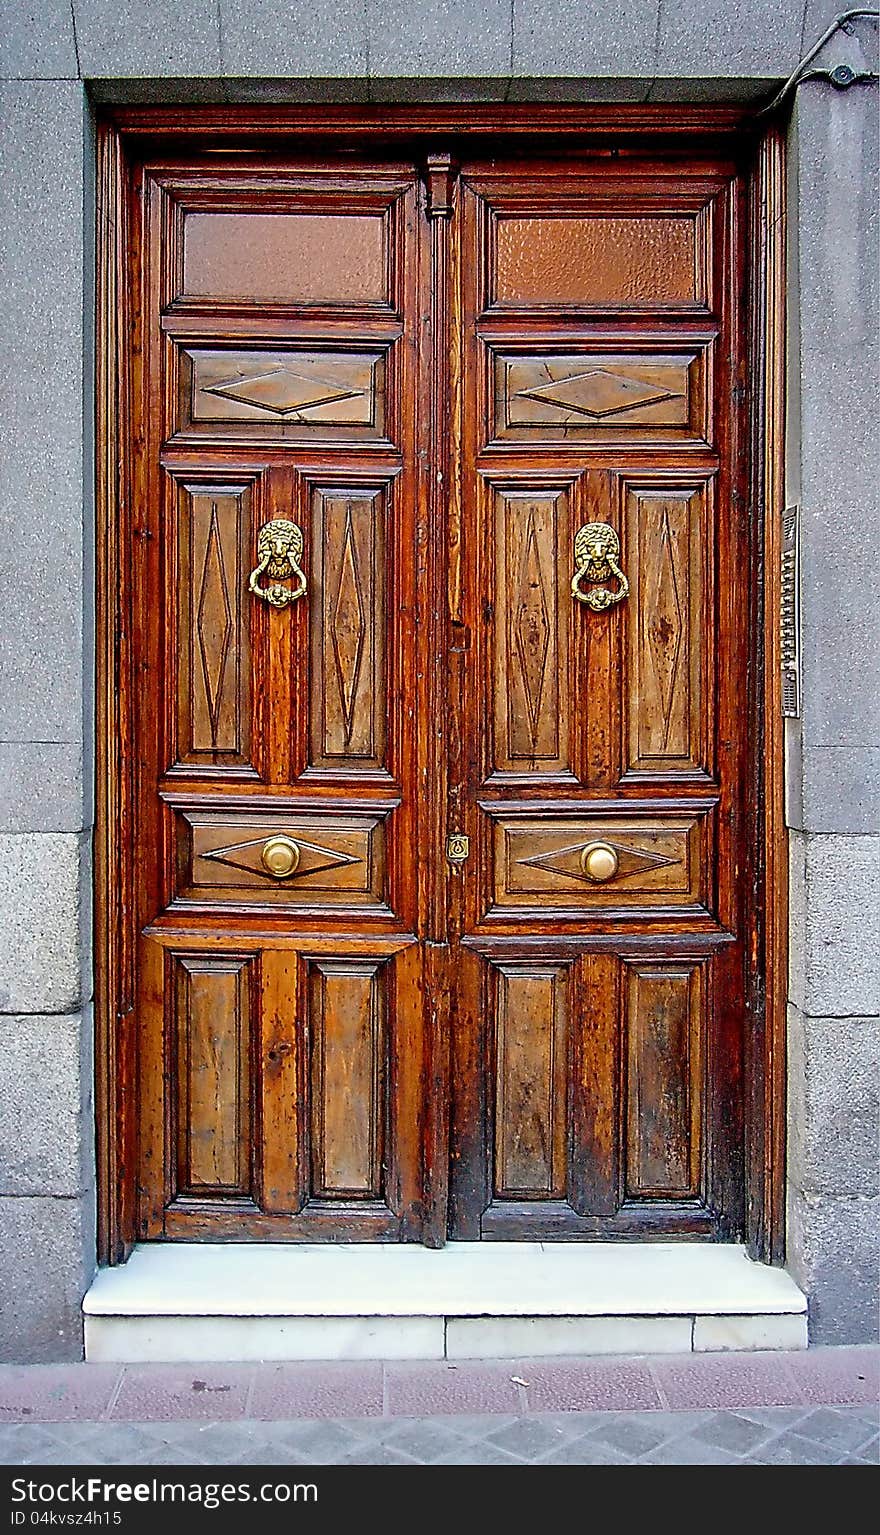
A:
202 834 360 881
513 512 551 749
176 810 388 911
332 510 368 745
625 484 707 774
518 368 678 419
494 352 699 443
186 349 384 436
494 490 569 772
196 504 233 742
518 838 678 884
175 482 252 770
646 508 684 742
486 811 707 915
310 490 386 770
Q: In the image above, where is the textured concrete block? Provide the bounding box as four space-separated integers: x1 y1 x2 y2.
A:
787 1186 880 1344
0 743 86 834
647 76 776 103
788 834 880 1016
0 1012 92 1196
219 1 368 78
656 0 803 77
88 77 373 106
793 745 880 835
0 83 86 748
369 76 509 102
507 77 650 103
792 85 879 749
788 1007 880 1196
0 1 79 78
220 78 372 104
513 0 658 78
369 0 511 79
72 1 221 77
0 1195 94 1362
0 834 90 1015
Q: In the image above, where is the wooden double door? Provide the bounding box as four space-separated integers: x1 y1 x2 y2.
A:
129 139 751 1245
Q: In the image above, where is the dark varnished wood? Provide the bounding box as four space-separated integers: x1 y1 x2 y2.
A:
95 109 786 1261
450 151 752 1241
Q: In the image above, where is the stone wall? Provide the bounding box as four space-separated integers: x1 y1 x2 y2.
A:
0 1 876 1357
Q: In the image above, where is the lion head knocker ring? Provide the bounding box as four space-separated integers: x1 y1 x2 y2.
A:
248 519 308 609
571 521 629 613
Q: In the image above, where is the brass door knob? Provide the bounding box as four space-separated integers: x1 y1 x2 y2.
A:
580 841 619 882
260 835 301 878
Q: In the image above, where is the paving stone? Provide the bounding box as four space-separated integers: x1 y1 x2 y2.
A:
268 1420 368 1463
249 1361 383 1420
431 1412 520 1439
434 1443 522 1464
0 1362 119 1422
691 1411 776 1454
734 1405 814 1430
850 1435 879 1464
110 1365 254 1421
486 1416 572 1460
787 1345 880 1405
587 1416 668 1456
384 1360 522 1416
538 1436 631 1465
0 1422 66 1463
754 1430 851 1466
383 1418 470 1461
653 1351 804 1409
643 1435 747 1465
521 1357 661 1413
794 1406 880 1455
340 1443 419 1465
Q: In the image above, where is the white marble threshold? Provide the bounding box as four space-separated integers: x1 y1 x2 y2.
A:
83 1241 807 1361
85 1241 806 1319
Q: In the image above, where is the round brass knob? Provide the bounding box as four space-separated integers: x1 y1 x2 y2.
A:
260 835 301 879
580 841 619 882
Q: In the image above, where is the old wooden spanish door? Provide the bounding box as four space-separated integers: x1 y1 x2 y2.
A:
129 138 750 1245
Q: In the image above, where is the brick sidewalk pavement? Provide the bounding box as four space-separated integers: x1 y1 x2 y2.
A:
0 1347 877 1466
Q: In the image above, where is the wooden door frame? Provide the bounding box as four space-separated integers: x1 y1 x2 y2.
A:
94 104 787 1266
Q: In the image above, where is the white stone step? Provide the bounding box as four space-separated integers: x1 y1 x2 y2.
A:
83 1241 808 1362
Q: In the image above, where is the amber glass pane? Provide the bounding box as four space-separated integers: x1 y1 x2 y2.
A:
183 213 387 303
495 216 697 305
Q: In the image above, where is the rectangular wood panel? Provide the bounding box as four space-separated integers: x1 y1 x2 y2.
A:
309 960 386 1198
493 489 570 772
174 482 252 770
173 952 253 1197
175 810 387 911
182 348 385 437
182 213 387 304
625 962 702 1198
625 483 707 774
491 811 704 913
309 489 387 770
494 964 568 1198
494 216 698 306
495 352 698 440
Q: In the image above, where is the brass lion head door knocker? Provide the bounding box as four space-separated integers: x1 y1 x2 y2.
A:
571 521 629 612
248 518 308 609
